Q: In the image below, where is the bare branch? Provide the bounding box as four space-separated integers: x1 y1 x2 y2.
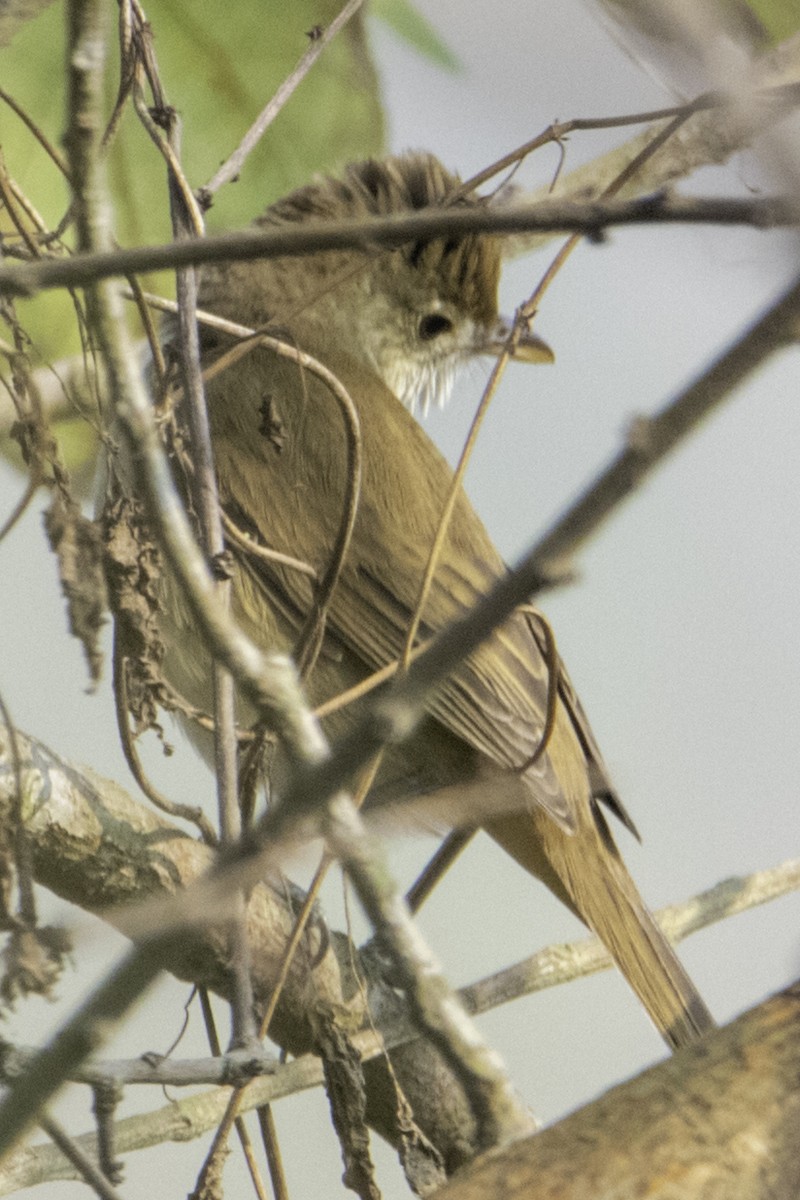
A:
0 192 795 298
458 79 800 202
0 1055 331 1196
502 35 800 256
463 859 800 1016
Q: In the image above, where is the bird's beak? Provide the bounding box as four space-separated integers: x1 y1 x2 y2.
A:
484 316 554 364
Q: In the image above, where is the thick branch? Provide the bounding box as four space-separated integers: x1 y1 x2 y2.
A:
435 981 800 1200
1 729 797 1188
0 729 349 1056
0 729 497 1169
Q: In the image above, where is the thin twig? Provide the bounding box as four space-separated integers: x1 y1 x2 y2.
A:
313 642 428 717
127 17 204 237
38 1117 125 1200
101 0 135 150
200 0 367 202
454 81 800 198
400 341 513 669
0 87 70 177
196 991 270 1200
519 107 699 334
221 511 318 580
111 635 218 845
0 167 42 258
124 271 166 382
513 611 560 773
256 1105 290 1200
0 474 40 544
461 859 800 1016
4 176 62 244
4 857 797 1096
91 1081 123 1185
405 830 476 913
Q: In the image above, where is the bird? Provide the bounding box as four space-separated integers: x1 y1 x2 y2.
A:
158 151 714 1050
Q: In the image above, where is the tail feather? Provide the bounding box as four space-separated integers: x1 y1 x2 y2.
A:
484 699 715 1052
487 804 714 1049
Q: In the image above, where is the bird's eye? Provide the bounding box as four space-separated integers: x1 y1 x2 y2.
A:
418 312 453 341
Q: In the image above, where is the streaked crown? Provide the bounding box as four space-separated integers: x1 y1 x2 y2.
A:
201 154 504 413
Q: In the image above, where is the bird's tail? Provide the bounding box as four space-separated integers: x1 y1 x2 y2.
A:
484 708 715 1052
487 804 713 1049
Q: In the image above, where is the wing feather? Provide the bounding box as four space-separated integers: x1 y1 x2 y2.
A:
206 337 613 830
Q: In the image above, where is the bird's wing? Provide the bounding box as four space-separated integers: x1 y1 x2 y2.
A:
207 342 606 829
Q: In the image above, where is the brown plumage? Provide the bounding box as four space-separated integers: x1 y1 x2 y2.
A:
162 152 714 1050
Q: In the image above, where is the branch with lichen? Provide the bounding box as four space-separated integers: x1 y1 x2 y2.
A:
0 727 796 1191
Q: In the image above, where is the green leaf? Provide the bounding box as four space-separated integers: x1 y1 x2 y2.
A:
0 0 386 359
370 0 460 71
746 0 800 42
0 0 386 476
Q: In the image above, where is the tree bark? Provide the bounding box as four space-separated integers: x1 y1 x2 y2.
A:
436 981 800 1200
0 728 481 1168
